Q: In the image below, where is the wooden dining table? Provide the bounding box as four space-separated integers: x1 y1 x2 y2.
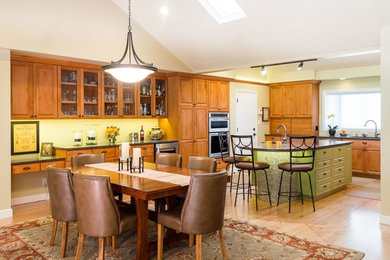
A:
72 162 207 260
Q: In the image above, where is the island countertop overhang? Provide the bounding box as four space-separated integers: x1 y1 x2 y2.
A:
253 140 352 152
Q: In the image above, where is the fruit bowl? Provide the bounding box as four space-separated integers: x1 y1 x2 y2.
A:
148 127 165 140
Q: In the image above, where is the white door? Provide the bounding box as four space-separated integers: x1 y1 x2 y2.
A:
236 90 258 143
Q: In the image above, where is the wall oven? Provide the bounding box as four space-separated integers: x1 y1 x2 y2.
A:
209 113 230 158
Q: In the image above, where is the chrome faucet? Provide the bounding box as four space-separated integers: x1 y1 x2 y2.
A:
364 120 379 138
277 124 288 144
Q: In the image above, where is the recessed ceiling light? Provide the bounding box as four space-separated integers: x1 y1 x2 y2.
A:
339 77 346 80
198 0 246 24
160 6 169 16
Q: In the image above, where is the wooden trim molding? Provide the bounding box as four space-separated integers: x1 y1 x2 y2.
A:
0 208 13 219
268 80 321 86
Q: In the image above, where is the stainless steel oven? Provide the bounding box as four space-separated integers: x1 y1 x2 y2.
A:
155 142 179 154
209 112 229 132
208 113 230 158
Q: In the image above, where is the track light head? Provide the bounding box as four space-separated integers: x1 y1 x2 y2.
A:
297 62 303 71
261 66 267 75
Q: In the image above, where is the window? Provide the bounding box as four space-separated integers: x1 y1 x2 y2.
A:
323 90 381 130
198 0 246 24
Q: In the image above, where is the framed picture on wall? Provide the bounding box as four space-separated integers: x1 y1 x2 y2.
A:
262 107 270 122
11 121 40 155
40 142 53 157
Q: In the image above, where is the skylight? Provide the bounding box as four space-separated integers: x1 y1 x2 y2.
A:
198 0 246 24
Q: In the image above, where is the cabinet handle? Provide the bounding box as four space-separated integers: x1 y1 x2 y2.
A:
142 147 147 150
23 167 31 170
323 172 327 175
339 159 342 162
338 148 341 151
30 115 34 118
77 152 83 155
338 179 342 183
323 151 326 154
323 185 327 188
362 142 367 145
338 168 342 171
101 151 107 154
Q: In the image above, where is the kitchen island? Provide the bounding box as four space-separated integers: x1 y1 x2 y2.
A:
252 140 352 203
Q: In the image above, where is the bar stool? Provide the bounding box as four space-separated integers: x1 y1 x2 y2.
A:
231 135 272 211
218 132 236 192
277 135 317 213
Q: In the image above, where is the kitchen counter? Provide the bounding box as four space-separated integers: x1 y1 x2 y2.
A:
319 135 380 141
54 139 178 150
11 154 65 165
254 140 353 152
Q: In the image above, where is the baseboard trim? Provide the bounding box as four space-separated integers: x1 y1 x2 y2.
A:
11 193 49 206
0 208 13 219
380 215 390 226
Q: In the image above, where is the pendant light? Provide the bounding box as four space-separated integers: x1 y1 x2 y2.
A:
102 0 157 83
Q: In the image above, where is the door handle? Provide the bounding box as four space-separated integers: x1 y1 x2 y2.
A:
253 133 257 136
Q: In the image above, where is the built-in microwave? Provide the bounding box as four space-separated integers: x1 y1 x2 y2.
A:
208 113 229 133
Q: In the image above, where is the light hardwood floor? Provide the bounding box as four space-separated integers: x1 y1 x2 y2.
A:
1 177 389 259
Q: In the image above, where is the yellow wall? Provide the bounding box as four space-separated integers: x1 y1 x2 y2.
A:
0 49 11 215
381 27 390 224
11 118 160 200
319 77 381 136
0 0 190 73
229 82 269 142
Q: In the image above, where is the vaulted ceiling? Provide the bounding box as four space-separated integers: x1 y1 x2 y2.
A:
112 0 390 73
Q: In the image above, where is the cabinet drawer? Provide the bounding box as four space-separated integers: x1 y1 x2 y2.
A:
333 176 345 188
316 149 332 160
317 159 332 169
66 149 93 161
333 146 347 156
93 148 116 158
352 140 380 150
333 166 345 177
317 181 332 194
131 144 154 155
40 161 65 171
317 169 332 181
143 156 154 163
333 156 346 165
12 163 40 174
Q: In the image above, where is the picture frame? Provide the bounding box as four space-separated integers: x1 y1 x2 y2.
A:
11 121 40 155
40 142 54 157
262 107 270 122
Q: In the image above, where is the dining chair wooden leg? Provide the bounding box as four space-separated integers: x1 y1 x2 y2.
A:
112 236 117 250
99 237 105 260
189 234 194 247
75 233 84 260
218 229 227 260
157 224 164 260
49 219 57 246
106 236 111 247
196 234 202 260
60 221 68 258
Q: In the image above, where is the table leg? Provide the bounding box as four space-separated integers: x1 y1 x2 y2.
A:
136 198 149 260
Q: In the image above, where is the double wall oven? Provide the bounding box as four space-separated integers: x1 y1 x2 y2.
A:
209 112 229 158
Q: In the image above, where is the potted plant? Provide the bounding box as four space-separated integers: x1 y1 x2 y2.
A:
105 126 120 144
327 114 338 136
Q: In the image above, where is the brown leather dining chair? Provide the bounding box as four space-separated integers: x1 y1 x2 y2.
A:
187 156 217 172
72 174 137 260
46 166 77 258
157 171 228 260
71 153 106 168
155 153 183 168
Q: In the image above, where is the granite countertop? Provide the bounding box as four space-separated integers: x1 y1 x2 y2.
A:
54 139 178 150
319 135 380 141
254 140 353 152
11 154 65 165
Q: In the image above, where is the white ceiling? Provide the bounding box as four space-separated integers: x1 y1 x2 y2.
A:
112 0 389 73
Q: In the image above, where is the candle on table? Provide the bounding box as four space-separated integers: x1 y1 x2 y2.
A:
133 148 141 167
121 142 130 160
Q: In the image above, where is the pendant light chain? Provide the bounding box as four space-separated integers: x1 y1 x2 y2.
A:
128 0 132 32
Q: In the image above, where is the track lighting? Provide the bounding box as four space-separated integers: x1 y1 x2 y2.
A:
261 66 267 76
297 62 303 71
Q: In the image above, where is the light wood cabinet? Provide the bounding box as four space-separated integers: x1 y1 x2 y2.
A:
269 80 320 135
179 141 195 168
55 146 119 167
194 79 208 106
130 144 154 163
11 61 58 119
179 107 195 141
179 77 195 106
209 81 229 112
350 139 380 177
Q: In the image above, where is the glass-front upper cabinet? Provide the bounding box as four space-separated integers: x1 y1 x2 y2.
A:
103 73 119 117
121 82 137 117
59 68 79 118
82 70 100 118
154 78 167 117
139 78 152 117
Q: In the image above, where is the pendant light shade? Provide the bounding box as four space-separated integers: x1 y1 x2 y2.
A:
102 0 157 83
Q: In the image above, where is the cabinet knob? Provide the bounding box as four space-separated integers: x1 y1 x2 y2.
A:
30 115 34 118
101 151 107 153
23 166 31 170
362 142 367 145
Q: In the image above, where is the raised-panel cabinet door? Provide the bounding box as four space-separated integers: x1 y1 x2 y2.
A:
290 118 312 135
179 77 194 105
217 82 229 111
11 61 33 119
34 63 58 118
194 107 208 140
283 85 296 117
194 140 208 157
194 79 208 106
352 149 364 173
296 84 313 117
179 107 194 141
270 118 291 135
180 141 194 168
208 81 218 111
269 86 284 117
365 149 380 175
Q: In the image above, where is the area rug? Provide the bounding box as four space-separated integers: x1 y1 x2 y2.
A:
0 217 364 260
